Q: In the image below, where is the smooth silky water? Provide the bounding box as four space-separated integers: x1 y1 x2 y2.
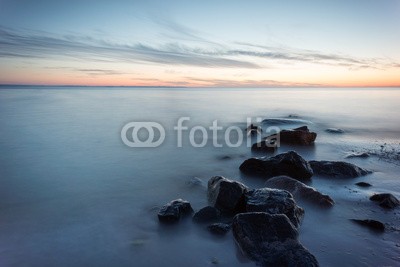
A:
0 87 399 266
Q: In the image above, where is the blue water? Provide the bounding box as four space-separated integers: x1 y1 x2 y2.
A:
0 87 399 266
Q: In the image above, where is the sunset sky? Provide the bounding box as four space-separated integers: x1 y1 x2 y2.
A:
0 0 399 87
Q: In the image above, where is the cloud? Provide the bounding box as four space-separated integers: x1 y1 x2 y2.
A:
0 25 398 72
0 26 259 69
184 77 323 87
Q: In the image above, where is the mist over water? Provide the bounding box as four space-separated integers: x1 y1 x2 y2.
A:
0 87 399 266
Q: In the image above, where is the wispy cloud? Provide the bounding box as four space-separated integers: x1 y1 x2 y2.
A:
0 26 259 69
1 25 399 72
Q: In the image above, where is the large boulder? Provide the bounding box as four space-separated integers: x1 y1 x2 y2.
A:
370 193 399 209
244 188 304 227
207 176 248 214
265 176 334 207
309 160 371 178
158 199 193 223
232 212 319 267
240 151 313 180
265 126 316 145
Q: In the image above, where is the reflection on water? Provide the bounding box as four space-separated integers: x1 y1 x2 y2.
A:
0 87 399 266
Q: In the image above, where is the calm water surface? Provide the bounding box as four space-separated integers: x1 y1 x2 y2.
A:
0 87 399 266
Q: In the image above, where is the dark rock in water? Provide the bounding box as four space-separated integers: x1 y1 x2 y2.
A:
232 212 319 267
345 152 370 158
351 219 385 232
217 155 232 160
265 176 334 207
245 188 304 227
309 160 371 178
207 176 248 214
355 182 372 187
246 123 262 135
370 193 400 209
158 199 193 223
193 206 220 223
240 151 313 181
325 128 345 134
262 118 312 125
251 138 277 152
207 223 231 235
278 126 317 145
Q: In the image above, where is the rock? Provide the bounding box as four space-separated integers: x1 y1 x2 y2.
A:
232 212 319 267
351 219 385 232
217 155 232 160
262 118 312 125
158 199 193 223
186 177 203 187
207 223 231 235
251 138 277 152
325 128 345 134
345 152 370 158
207 176 248 214
309 160 371 178
244 188 304 227
277 126 317 145
355 182 372 187
265 176 334 207
370 193 400 209
240 151 313 181
193 206 220 223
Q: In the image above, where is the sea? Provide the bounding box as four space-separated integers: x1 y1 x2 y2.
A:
0 86 399 266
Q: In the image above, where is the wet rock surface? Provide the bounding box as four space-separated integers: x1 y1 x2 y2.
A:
277 126 317 145
370 193 400 209
309 160 371 178
240 151 313 180
193 206 220 223
207 176 248 214
232 212 319 267
158 199 193 223
265 176 334 207
244 188 304 227
207 223 231 235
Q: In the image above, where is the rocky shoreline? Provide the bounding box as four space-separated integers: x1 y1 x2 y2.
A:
156 125 399 266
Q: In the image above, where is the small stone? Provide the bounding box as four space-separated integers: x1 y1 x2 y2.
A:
355 182 372 187
158 199 193 223
351 219 385 232
370 193 400 209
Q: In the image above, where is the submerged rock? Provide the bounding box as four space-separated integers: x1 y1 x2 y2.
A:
207 223 231 235
262 118 312 125
309 160 371 178
325 128 345 134
240 151 313 180
245 188 304 227
355 182 372 187
351 219 385 232
370 193 400 209
265 176 334 207
345 152 370 158
232 212 319 267
251 138 277 153
193 206 220 223
158 199 193 223
207 176 248 214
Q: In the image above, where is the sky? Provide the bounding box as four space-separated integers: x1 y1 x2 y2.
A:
0 0 399 87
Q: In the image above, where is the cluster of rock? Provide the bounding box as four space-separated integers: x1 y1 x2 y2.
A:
157 123 399 266
159 175 320 266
